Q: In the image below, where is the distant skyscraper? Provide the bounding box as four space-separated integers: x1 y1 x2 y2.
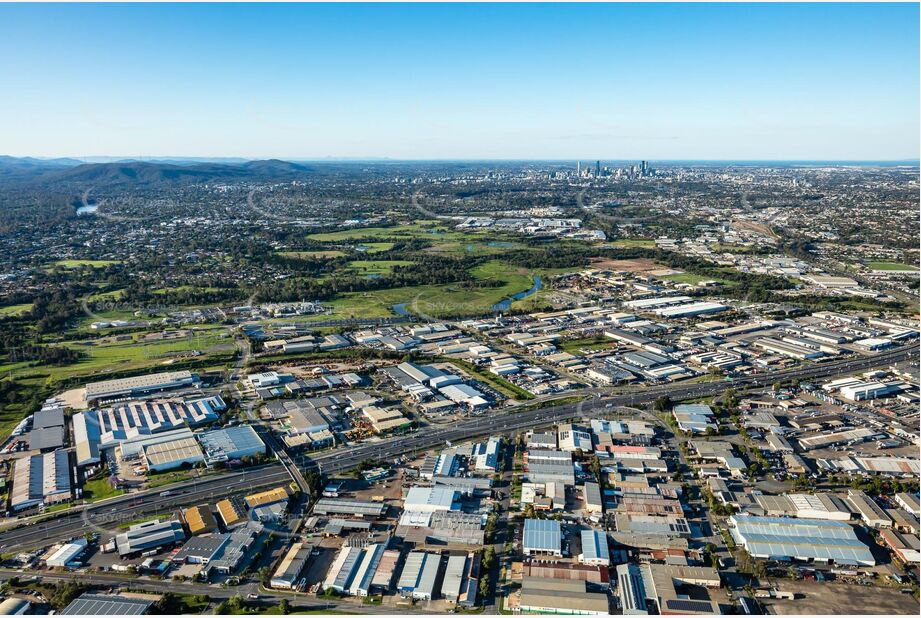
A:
596 160 601 177
641 160 648 176
576 161 581 176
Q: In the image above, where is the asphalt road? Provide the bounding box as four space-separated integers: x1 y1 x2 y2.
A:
306 342 918 475
0 341 914 552
0 465 291 551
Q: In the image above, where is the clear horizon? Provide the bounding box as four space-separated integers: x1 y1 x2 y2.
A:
1 2 919 160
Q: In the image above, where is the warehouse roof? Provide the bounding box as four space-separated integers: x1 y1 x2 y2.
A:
216 497 246 527
313 498 386 517
115 519 186 556
730 515 875 566
183 504 218 535
144 437 204 468
61 593 157 615
519 577 610 614
33 407 65 429
29 426 64 451
244 486 290 509
523 519 562 552
580 529 610 564
85 370 195 399
405 486 460 511
198 425 265 462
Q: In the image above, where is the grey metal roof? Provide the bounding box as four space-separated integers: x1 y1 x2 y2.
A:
61 593 153 615
313 498 386 517
33 407 65 429
523 519 562 552
580 529 609 562
115 519 186 556
731 515 875 566
29 426 64 451
198 425 265 461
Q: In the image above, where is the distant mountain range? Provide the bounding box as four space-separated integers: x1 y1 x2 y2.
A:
0 156 314 186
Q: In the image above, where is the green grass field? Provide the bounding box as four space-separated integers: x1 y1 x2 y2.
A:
355 241 396 253
278 250 346 259
660 272 714 285
3 326 233 388
87 289 126 302
152 286 222 295
51 259 121 269
82 477 125 502
609 238 656 248
313 260 539 319
560 336 615 353
0 303 33 317
307 221 445 241
867 261 918 272
347 259 414 276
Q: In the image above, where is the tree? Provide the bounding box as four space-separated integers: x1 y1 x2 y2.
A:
723 388 739 409
654 396 673 413
589 455 603 485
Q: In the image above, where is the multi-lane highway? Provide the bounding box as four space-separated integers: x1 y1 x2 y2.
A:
0 465 291 551
0 341 914 551
306 341 919 475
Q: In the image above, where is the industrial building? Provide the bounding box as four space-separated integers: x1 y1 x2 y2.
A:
384 362 490 410
216 497 247 529
323 543 386 597
271 542 312 590
313 498 387 518
525 449 576 486
640 564 721 615
729 514 875 566
523 519 563 557
472 436 502 471
61 592 159 616
518 577 610 615
182 504 219 535
844 490 892 529
72 395 224 465
115 519 186 557
10 449 71 511
579 529 610 566
197 425 266 463
440 553 478 604
397 551 442 600
143 434 205 472
404 486 460 513
753 493 852 521
0 597 31 615
84 370 199 405
397 510 485 546
672 404 717 434
616 563 648 615
583 482 604 514
244 486 290 510
46 538 88 569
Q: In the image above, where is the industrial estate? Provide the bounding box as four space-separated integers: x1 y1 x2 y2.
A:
0 0 919 615
0 154 917 616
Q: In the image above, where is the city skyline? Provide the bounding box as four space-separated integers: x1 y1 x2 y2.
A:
1 2 919 160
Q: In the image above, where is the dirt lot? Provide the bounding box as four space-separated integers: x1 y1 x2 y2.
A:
590 257 663 273
763 581 919 615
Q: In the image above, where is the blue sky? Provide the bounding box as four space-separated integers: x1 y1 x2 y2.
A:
1 2 918 160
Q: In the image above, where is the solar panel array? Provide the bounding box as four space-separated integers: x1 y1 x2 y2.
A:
665 599 715 613
62 594 153 615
